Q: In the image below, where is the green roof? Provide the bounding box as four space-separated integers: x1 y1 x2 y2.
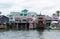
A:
22 9 28 12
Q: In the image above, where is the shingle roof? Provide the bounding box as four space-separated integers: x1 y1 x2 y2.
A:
45 16 58 21
45 16 52 20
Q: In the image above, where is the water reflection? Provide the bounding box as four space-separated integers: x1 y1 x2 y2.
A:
0 30 60 39
37 29 44 39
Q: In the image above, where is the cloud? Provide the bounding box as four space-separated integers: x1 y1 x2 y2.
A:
0 0 16 8
0 0 60 16
0 3 14 9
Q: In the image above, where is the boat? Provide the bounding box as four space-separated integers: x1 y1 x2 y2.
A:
36 21 45 29
49 26 57 30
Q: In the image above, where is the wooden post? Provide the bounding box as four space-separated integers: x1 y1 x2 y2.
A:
9 22 11 29
24 24 25 30
5 23 7 30
12 23 14 30
4 22 7 30
17 23 18 30
14 22 15 29
13 22 15 30
25 23 27 30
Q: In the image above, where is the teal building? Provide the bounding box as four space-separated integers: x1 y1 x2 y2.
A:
7 9 38 29
7 9 37 22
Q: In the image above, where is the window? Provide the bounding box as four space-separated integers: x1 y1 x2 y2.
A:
16 20 18 21
24 14 27 16
9 14 12 16
32 15 34 17
28 18 32 21
20 14 23 16
10 18 13 19
38 18 43 19
23 19 26 21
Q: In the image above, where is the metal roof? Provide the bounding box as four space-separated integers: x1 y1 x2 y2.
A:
45 16 52 20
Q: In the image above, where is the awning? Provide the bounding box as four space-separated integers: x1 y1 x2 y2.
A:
26 16 32 18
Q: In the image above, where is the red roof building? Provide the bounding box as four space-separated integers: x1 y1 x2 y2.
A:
52 15 58 19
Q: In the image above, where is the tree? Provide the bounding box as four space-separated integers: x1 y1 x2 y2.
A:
56 11 60 17
52 13 56 16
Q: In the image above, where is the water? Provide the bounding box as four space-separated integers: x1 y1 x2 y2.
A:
0 30 60 39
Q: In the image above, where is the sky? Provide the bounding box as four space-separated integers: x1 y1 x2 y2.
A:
0 0 60 16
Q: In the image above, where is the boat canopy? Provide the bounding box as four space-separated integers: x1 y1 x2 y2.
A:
51 21 58 23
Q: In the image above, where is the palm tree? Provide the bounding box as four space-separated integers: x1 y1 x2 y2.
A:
52 13 56 16
56 11 60 17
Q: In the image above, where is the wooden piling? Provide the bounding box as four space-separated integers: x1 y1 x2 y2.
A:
25 23 27 30
16 23 18 30
5 23 7 30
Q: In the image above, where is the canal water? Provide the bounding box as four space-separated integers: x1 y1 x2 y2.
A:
0 30 60 39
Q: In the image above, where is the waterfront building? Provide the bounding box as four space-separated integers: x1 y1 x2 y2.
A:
7 9 38 29
0 15 9 29
36 14 46 29
36 14 54 28
45 15 52 28
51 15 58 21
